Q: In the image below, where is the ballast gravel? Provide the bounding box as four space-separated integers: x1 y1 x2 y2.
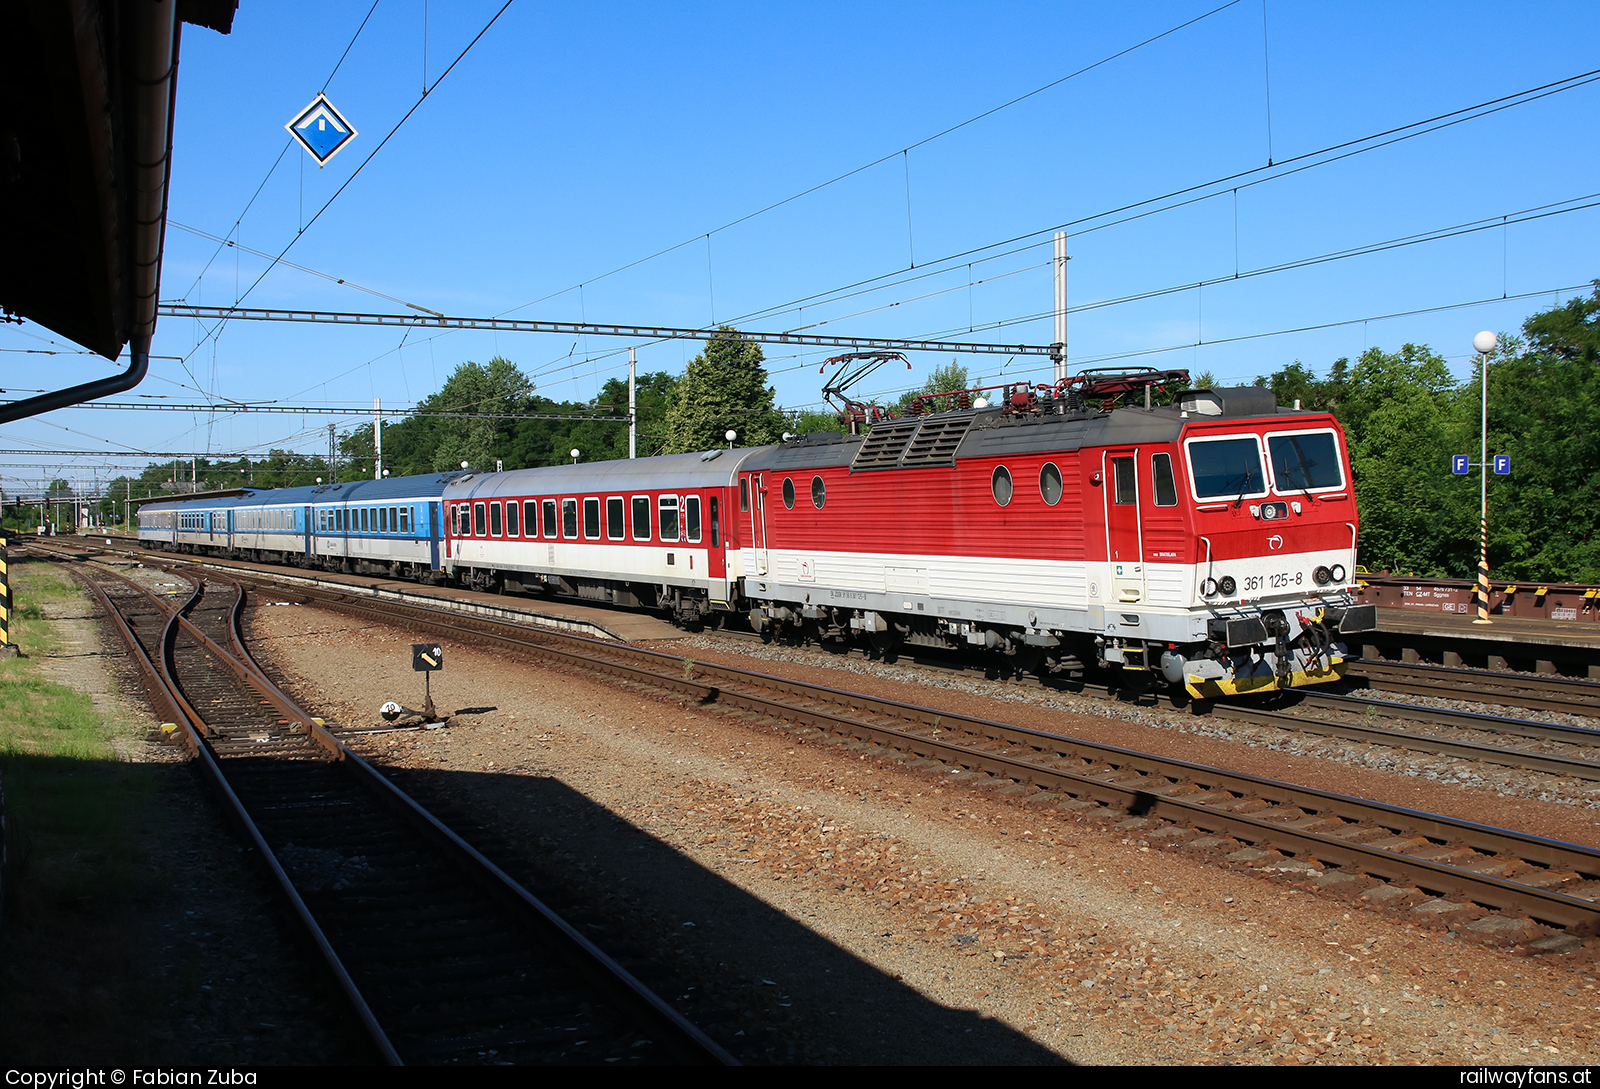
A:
246 604 1600 1066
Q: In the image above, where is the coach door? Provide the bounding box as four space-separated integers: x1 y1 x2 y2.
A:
1103 450 1145 603
747 473 769 575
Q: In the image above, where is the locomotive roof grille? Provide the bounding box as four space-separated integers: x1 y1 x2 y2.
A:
849 415 973 471
900 416 973 467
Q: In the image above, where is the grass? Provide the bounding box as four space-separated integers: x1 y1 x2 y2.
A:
0 559 167 1061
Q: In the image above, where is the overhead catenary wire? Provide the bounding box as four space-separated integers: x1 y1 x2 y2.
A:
173 1 517 374
144 65 1600 417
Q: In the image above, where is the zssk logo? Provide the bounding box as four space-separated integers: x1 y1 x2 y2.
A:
1267 534 1284 551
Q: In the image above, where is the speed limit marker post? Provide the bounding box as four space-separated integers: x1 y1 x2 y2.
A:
413 643 443 720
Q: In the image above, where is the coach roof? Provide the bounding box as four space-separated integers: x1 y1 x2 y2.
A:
443 449 768 501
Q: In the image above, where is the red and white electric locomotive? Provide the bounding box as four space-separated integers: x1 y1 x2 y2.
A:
442 378 1373 697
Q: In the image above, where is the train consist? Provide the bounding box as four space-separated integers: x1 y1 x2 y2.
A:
137 380 1374 697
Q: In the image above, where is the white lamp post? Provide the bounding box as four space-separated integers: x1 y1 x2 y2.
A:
1472 329 1498 624
725 429 737 450
570 448 580 464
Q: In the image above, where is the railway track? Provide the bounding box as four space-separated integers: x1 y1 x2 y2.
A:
209 572 1600 936
1349 658 1600 718
31 543 1600 914
67 560 734 1067
31 540 1600 787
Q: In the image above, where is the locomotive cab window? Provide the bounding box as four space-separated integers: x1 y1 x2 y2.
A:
562 499 578 539
1152 453 1178 506
632 496 652 540
583 498 601 539
659 496 680 542
1267 430 1344 493
1185 436 1268 500
1112 457 1136 505
607 497 625 540
991 465 1013 506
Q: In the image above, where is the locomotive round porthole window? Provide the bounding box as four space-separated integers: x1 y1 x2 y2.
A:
1039 462 1063 506
991 465 1013 506
782 477 796 509
811 475 826 509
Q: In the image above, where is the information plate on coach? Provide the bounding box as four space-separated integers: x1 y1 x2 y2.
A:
413 644 443 672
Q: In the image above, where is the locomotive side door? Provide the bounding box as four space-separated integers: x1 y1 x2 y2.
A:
747 472 769 575
1102 449 1145 603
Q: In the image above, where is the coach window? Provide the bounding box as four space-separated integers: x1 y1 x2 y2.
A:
401 507 412 534
544 499 559 539
524 501 537 537
359 508 368 532
685 496 702 543
381 507 390 533
811 476 826 509
490 502 503 536
632 496 652 540
781 477 796 509
1112 457 1137 505
607 497 625 540
583 498 601 539
1039 463 1063 506
740 478 749 512
390 506 399 532
471 502 485 536
709 496 720 547
991 465 1013 506
562 499 578 539
505 500 519 537
659 495 680 541
1152 453 1178 506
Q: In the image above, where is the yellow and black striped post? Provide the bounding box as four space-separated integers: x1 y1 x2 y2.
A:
1473 515 1492 625
0 534 15 655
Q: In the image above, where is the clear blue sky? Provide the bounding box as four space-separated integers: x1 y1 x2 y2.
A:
4 1 1597 491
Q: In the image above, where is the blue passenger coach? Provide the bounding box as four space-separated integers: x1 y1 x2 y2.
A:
138 471 464 579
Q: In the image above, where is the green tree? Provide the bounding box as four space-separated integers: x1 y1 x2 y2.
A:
787 407 845 435
355 357 537 476
661 331 787 453
1484 285 1600 580
895 359 971 416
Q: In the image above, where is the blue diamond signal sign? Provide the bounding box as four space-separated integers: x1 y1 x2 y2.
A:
1493 454 1511 475
286 93 357 166
1451 454 1470 475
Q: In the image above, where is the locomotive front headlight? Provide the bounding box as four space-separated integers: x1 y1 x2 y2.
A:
1201 577 1219 596
1330 563 1347 582
1218 575 1237 596
1313 565 1333 586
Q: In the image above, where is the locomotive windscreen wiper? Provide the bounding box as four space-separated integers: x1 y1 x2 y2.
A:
1230 468 1255 508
